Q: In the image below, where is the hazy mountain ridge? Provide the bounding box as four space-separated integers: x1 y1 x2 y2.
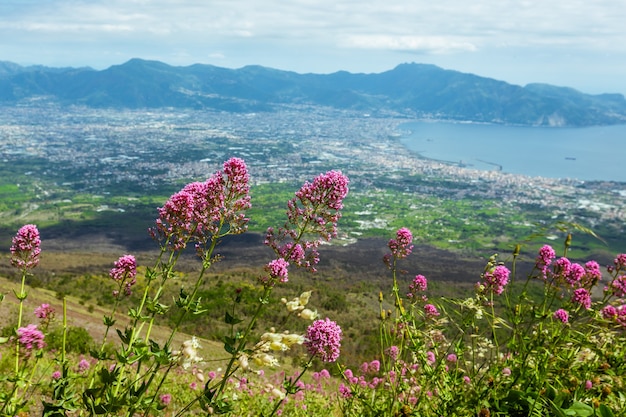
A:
1 58 625 126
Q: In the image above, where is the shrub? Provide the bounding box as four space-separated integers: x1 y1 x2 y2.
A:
46 326 94 354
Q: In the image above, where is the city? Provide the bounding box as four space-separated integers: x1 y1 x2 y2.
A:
1 102 625 253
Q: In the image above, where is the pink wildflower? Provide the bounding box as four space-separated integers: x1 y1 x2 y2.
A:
553 308 569 323
77 358 90 373
52 370 62 380
260 258 290 286
424 303 440 317
609 276 626 298
555 257 571 278
601 305 618 319
537 245 556 269
407 274 428 300
369 360 380 373
151 185 199 250
339 383 352 398
482 265 510 295
109 254 137 297
159 393 172 406
566 263 585 287
385 228 414 266
614 254 626 270
386 345 399 361
10 224 41 270
446 353 458 363
221 157 252 233
109 254 137 282
34 303 55 320
502 367 512 376
305 318 342 363
426 351 436 365
150 158 251 252
17 324 45 351
585 380 593 390
584 260 602 284
572 288 592 309
265 171 349 272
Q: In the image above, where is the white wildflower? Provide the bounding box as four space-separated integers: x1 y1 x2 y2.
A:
299 291 313 306
253 353 279 367
180 336 203 369
271 387 285 400
285 299 304 312
237 353 249 371
281 332 304 347
299 308 318 320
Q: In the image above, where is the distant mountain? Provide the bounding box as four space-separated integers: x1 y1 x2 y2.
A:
1 58 625 126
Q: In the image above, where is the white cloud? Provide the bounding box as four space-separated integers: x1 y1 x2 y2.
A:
4 0 625 50
342 35 477 54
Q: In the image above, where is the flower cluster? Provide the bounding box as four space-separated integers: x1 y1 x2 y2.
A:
221 156 252 234
608 274 626 297
264 170 349 277
173 336 204 370
17 324 45 351
536 244 556 275
109 254 137 297
384 227 414 266
10 224 41 270
553 308 570 323
259 258 290 287
613 253 626 271
481 265 511 295
258 330 305 353
281 291 318 320
341 359 425 408
150 157 251 253
304 318 342 363
34 303 55 320
424 303 440 318
572 288 592 309
407 275 428 301
601 303 626 326
534 245 603 293
34 303 55 329
77 358 91 373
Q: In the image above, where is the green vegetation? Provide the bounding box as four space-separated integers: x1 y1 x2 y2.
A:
1 173 623 260
1 156 626 416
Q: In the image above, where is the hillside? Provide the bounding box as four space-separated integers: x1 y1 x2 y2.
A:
1 59 626 126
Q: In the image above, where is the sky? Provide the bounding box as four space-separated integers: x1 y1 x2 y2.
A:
1 0 626 95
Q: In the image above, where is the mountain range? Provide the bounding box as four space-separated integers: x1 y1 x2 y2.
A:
1 58 626 127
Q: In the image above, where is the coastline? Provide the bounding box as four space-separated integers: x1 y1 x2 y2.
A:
394 119 626 184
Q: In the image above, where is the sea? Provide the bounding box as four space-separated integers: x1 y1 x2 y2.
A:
398 121 626 183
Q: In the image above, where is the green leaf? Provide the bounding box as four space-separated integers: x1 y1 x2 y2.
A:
598 404 615 417
224 342 237 354
563 401 594 417
103 315 116 326
116 327 132 344
225 311 243 325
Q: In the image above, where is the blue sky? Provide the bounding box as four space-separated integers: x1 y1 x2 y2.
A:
2 0 625 95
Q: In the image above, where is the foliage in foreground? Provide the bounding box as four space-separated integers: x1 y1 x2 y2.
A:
1 156 626 416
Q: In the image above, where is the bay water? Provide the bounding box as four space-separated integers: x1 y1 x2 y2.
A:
399 121 626 183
